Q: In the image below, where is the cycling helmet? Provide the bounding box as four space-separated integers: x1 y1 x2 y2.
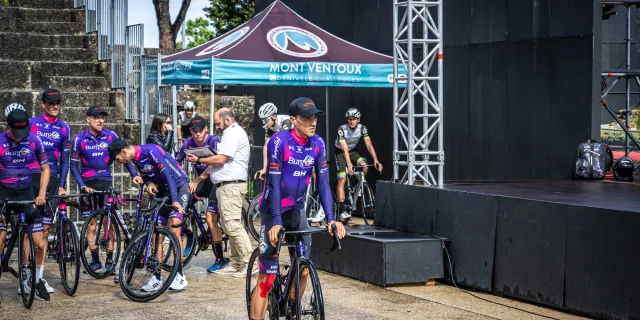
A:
4 103 25 118
184 101 195 110
345 108 361 119
258 102 277 119
613 156 635 181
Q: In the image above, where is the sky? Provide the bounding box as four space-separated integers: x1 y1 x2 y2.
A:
128 0 210 48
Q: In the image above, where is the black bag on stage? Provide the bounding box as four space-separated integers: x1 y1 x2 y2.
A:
573 140 612 180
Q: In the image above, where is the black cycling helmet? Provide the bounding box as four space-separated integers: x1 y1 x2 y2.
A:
613 156 635 181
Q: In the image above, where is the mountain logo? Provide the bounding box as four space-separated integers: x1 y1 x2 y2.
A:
196 27 250 57
267 26 327 58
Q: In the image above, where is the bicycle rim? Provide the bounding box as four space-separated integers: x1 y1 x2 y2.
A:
79 209 122 279
18 224 36 309
246 248 278 319
247 194 262 241
119 226 180 302
59 218 80 295
295 258 324 320
182 214 199 267
361 182 376 225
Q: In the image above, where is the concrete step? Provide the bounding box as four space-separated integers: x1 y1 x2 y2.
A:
0 61 30 91
0 90 125 119
67 123 142 144
35 75 109 91
0 32 92 49
31 61 107 78
8 0 75 9
0 90 37 116
15 7 84 24
14 21 84 35
0 47 94 61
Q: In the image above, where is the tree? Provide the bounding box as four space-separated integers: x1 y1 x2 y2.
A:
153 0 191 49
204 0 255 37
176 17 216 49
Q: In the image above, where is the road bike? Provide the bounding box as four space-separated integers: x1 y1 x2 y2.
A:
336 164 376 225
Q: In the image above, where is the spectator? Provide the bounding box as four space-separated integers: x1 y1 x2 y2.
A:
146 113 175 154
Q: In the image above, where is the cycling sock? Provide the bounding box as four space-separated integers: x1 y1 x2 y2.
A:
106 251 113 261
213 242 223 260
177 261 184 275
339 202 346 212
91 250 99 263
38 266 44 280
36 266 42 283
154 270 161 281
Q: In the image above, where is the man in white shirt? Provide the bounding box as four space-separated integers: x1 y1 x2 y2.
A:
188 108 253 277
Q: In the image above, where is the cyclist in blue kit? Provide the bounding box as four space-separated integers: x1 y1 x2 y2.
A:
249 97 346 320
110 138 190 292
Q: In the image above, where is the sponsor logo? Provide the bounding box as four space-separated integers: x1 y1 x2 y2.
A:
21 147 29 155
196 27 250 57
91 152 103 157
267 26 327 58
13 158 25 164
42 141 54 147
36 131 60 140
158 163 165 170
271 137 281 159
387 73 408 84
287 155 314 168
201 69 210 79
269 162 280 171
321 160 327 168
293 170 307 177
303 155 314 166
362 127 368 135
143 164 154 172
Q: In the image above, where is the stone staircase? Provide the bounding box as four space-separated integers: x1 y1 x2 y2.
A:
0 0 140 194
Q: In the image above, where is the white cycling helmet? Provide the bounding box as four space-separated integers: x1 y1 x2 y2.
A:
184 101 195 110
258 102 277 119
345 108 361 119
4 103 25 118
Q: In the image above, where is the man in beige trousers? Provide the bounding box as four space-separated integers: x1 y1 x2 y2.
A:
187 108 253 277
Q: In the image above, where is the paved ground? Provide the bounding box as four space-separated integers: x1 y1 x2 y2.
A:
0 248 587 320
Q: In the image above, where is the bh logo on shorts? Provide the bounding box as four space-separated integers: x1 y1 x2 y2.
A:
267 26 327 58
196 27 250 57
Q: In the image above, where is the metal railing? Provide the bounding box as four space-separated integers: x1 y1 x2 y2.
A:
96 0 111 61
110 0 127 88
83 0 98 33
126 24 144 121
74 0 86 8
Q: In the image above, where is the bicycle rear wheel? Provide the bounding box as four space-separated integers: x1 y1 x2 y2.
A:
295 258 324 320
79 209 122 279
59 218 80 296
358 181 376 225
119 226 180 302
17 223 36 309
246 194 262 241
246 248 279 319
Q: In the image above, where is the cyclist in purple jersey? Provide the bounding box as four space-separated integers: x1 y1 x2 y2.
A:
0 108 51 301
177 116 227 272
110 139 190 292
70 106 141 272
250 97 346 320
29 89 71 294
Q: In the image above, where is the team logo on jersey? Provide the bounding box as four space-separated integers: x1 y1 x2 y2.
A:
267 26 327 58
303 155 314 167
196 27 250 57
99 142 108 149
143 164 153 172
51 131 60 140
20 147 30 155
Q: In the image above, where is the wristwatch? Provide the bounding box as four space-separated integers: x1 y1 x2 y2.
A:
196 157 201 165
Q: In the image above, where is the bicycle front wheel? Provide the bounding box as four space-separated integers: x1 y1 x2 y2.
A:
295 258 324 320
246 248 279 319
358 181 376 225
119 226 180 302
17 223 36 309
59 218 80 296
80 209 122 279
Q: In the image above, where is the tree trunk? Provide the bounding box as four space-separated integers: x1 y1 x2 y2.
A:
153 0 191 49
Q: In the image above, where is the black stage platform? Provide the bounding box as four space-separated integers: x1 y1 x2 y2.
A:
375 180 640 320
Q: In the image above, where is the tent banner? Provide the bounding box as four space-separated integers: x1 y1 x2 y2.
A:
160 59 213 85
213 59 408 88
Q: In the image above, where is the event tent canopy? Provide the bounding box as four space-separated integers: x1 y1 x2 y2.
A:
160 0 406 88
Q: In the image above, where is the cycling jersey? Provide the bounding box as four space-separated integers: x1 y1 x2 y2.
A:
0 132 48 189
334 123 369 151
259 129 334 225
132 144 189 203
265 115 292 139
71 128 136 187
29 114 70 188
175 135 220 176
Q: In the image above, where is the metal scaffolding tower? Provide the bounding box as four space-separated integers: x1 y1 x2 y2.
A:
393 0 443 186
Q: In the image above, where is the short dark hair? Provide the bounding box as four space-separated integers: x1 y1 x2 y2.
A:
151 113 170 134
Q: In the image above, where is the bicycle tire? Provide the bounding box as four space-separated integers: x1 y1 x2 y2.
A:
295 258 325 320
246 248 279 319
162 212 198 270
181 213 199 267
18 223 36 309
59 218 80 296
358 181 376 225
247 194 262 241
119 226 180 302
79 209 122 279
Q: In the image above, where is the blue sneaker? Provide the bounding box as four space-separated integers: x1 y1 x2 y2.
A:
105 258 113 272
207 259 228 273
183 246 192 258
90 261 102 271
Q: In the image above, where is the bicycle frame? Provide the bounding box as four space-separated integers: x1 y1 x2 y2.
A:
93 189 143 247
1 202 33 275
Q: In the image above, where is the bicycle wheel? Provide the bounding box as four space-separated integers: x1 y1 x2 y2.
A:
59 218 80 296
246 248 279 320
17 223 36 309
119 226 180 302
246 194 262 241
294 258 324 320
358 181 376 225
80 209 122 279
181 213 199 267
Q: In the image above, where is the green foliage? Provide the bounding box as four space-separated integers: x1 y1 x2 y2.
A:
204 0 255 37
176 17 217 49
3 0 8 7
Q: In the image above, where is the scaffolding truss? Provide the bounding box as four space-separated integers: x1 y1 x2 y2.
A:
392 0 443 186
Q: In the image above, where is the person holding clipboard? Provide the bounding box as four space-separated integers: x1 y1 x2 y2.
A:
175 116 227 273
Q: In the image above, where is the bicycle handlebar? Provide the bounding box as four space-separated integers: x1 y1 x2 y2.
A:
47 193 89 199
3 198 36 205
275 225 342 252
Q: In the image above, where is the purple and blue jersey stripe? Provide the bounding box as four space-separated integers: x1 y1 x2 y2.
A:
29 114 71 188
0 132 48 189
